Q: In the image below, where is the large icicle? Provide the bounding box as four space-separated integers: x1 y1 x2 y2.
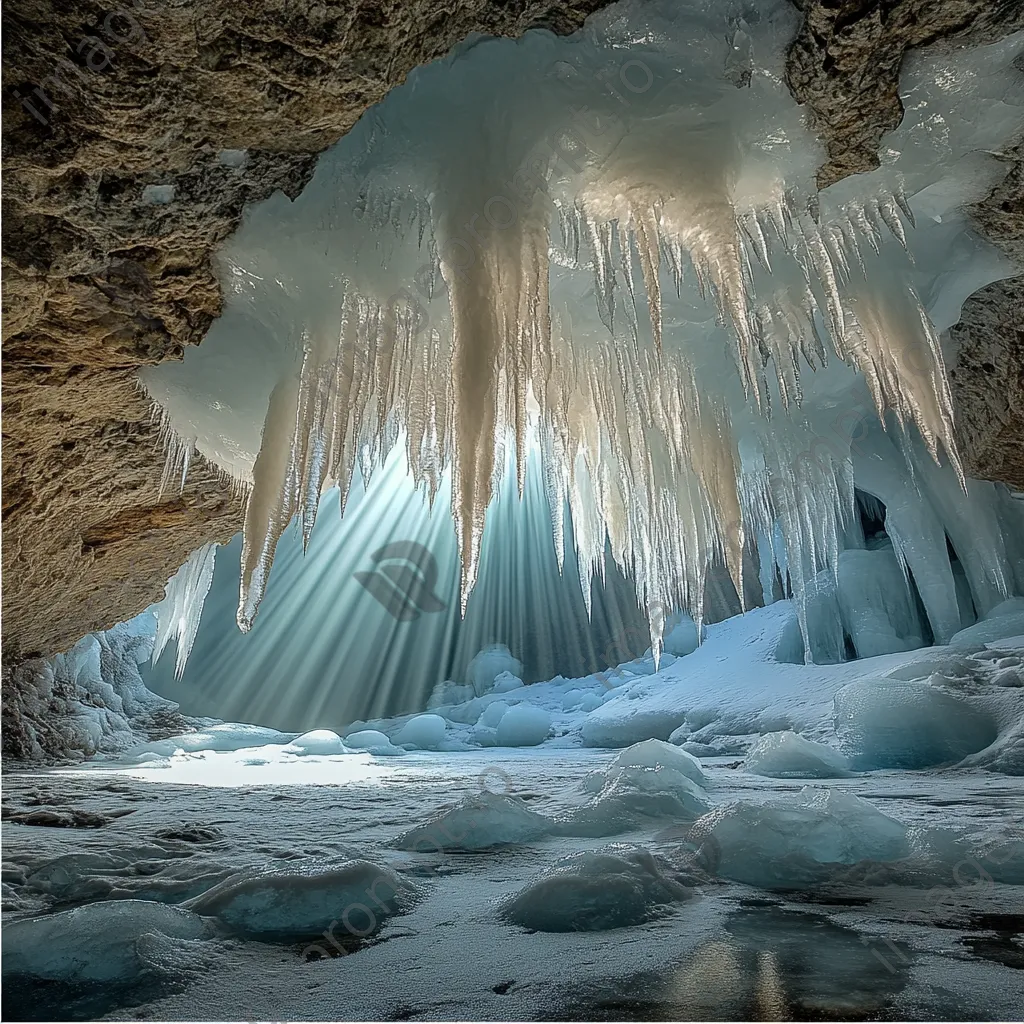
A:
152 543 218 679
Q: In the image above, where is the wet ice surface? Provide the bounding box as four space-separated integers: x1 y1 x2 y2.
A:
2 749 1022 1021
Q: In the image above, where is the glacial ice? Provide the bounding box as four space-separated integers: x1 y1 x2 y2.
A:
500 846 692 932
833 678 998 770
1 900 208 982
141 0 1024 660
186 860 418 940
691 787 910 888
495 703 552 747
744 731 853 778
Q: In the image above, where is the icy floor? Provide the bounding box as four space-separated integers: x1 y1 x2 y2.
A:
3 748 1023 1022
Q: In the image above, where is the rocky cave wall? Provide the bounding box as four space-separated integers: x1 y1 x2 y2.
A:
2 0 1023 662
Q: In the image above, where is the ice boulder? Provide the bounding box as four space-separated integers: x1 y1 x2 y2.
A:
394 714 447 750
833 678 997 769
495 704 551 747
467 644 523 696
187 859 417 939
744 731 854 779
343 729 404 756
2 900 207 982
393 792 552 851
500 846 692 932
609 739 707 788
477 701 511 728
690 787 909 888
581 705 683 748
563 765 710 837
284 729 348 755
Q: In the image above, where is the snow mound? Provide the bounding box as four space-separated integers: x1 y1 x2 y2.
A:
467 644 523 696
834 678 998 769
2 900 208 982
495 704 551 746
393 792 552 851
500 846 693 932
394 714 447 750
564 765 710 837
343 729 404 756
609 738 707 787
284 729 348 755
691 787 909 888
187 859 417 939
744 731 853 779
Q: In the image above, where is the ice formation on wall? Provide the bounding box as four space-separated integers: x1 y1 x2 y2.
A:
142 0 1024 660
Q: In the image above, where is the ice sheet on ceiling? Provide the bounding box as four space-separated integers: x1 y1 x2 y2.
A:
141 0 1024 659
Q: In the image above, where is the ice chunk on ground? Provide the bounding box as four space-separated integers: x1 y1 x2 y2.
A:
563 765 710 837
495 704 551 747
744 731 854 779
187 859 417 939
2 900 208 982
833 678 998 769
283 729 347 755
393 714 447 750
609 738 707 788
691 787 909 888
467 644 523 696
343 729 404 756
500 846 693 932
393 792 552 851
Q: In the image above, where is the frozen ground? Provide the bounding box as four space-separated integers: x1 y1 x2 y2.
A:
3 600 1022 1020
2 748 1023 1021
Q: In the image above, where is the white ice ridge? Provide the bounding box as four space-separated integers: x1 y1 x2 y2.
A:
141 0 1024 657
152 542 217 679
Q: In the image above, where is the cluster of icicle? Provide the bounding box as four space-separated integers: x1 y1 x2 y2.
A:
144 0 1024 663
152 543 217 679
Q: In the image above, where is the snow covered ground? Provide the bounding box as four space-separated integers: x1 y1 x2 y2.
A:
3 599 1023 1020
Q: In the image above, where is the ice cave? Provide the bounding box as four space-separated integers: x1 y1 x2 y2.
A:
3 0 1024 1020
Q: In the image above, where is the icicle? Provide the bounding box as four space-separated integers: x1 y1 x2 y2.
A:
152 543 217 679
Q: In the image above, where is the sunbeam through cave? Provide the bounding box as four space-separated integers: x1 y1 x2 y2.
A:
3 0 1024 1020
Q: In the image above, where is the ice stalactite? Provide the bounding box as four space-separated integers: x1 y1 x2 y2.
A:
141 0 1024 661
153 543 218 677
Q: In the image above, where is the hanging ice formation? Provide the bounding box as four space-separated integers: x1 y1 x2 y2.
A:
142 0 1024 663
152 543 218 680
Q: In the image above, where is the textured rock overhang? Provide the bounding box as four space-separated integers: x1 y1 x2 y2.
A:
1 0 1022 660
